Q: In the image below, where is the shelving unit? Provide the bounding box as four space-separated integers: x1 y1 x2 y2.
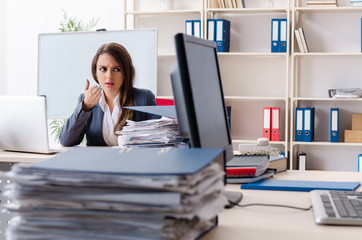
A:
124 0 290 157
205 0 290 154
125 0 362 171
290 0 362 171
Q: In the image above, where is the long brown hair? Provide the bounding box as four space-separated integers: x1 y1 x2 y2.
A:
91 42 135 132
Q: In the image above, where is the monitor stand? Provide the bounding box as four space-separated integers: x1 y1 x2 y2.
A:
224 191 243 209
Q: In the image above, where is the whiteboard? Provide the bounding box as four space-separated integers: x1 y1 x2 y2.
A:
37 29 157 118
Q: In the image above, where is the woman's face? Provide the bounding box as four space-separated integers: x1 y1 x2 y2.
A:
96 53 124 98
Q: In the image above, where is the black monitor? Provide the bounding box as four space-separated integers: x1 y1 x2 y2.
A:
171 33 234 163
170 33 242 207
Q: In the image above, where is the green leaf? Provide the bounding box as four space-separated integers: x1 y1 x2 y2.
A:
59 10 100 32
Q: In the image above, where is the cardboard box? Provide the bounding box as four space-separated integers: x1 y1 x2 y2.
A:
344 130 362 143
352 113 362 130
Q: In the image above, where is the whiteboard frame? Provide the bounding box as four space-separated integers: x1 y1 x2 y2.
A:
37 29 158 118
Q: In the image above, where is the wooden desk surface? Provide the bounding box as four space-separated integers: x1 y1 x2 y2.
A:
203 170 362 240
1 151 362 239
0 149 54 163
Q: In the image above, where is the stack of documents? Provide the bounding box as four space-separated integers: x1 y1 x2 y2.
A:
117 117 183 148
3 147 227 240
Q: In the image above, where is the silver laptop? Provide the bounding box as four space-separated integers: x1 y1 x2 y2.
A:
0 96 59 154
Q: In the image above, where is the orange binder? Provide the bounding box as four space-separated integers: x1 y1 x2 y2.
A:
263 107 272 140
271 107 280 141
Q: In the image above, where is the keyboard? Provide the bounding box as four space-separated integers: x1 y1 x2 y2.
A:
310 190 362 225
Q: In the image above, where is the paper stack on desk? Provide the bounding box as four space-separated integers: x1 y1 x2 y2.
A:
117 116 183 148
2 147 227 240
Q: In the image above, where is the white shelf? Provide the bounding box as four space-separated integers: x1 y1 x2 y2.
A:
293 52 362 57
225 96 287 101
233 139 287 146
292 141 362 147
292 97 362 102
219 52 288 57
159 52 289 57
125 9 202 15
206 8 288 13
294 7 362 13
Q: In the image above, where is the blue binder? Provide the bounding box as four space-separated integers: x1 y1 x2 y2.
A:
207 19 216 41
279 19 287 52
215 19 230 52
303 107 315 142
193 20 201 38
271 19 287 53
185 20 193 36
330 108 339 142
29 147 224 175
295 107 304 141
271 19 279 52
240 179 361 192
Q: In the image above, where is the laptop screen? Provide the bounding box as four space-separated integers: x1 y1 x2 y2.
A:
0 96 53 154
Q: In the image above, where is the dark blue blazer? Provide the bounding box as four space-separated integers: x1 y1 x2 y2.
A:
59 88 159 146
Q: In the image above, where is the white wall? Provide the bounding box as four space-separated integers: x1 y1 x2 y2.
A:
0 0 7 95
3 0 125 96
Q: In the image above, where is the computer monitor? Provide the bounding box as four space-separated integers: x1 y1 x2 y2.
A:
171 33 234 164
170 34 243 207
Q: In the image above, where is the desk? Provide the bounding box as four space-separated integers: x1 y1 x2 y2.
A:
0 149 51 163
204 170 362 240
1 152 361 239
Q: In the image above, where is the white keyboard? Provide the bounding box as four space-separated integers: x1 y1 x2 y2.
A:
311 190 362 225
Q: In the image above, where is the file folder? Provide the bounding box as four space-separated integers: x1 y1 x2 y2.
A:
279 19 287 52
207 19 216 41
359 154 362 172
263 107 272 140
295 107 304 141
215 19 230 52
271 19 279 52
330 108 339 142
123 106 177 119
271 107 280 141
193 20 201 38
185 20 193 36
298 152 307 171
240 179 361 192
29 147 224 175
303 107 315 142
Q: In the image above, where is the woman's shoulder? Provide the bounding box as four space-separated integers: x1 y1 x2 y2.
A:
133 88 156 106
133 87 154 95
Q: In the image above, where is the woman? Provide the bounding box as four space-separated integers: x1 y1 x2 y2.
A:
59 42 158 146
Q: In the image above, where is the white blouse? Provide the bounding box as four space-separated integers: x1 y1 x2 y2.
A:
98 93 121 146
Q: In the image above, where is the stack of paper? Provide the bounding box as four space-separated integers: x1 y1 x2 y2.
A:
3 147 227 240
117 117 183 148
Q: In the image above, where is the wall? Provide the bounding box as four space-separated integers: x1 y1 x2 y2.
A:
3 0 125 96
0 0 6 94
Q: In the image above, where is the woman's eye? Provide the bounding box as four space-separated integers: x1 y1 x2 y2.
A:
114 67 121 72
99 67 106 72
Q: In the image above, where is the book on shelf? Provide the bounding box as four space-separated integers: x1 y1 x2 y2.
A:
294 29 305 53
216 0 245 8
269 155 288 173
298 28 309 53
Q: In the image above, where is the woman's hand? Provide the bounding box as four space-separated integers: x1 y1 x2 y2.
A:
83 79 102 111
